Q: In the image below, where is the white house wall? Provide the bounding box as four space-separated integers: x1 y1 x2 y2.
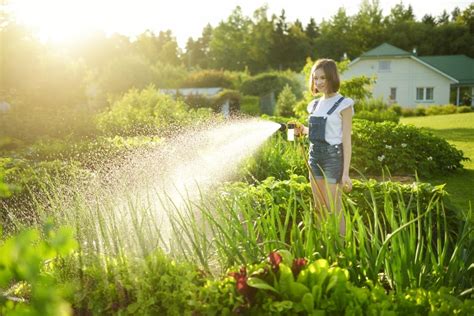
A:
341 57 455 107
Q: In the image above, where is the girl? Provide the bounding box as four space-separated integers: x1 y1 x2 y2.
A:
295 59 354 235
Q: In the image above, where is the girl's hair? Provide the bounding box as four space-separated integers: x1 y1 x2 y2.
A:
308 59 340 95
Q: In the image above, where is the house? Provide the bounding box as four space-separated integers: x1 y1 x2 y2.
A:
340 43 474 107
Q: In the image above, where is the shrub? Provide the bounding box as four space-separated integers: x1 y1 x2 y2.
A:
211 89 241 113
457 105 473 113
182 93 213 109
401 108 416 117
240 72 302 99
414 105 426 116
96 85 213 136
0 225 77 315
354 110 399 123
276 84 296 117
353 98 401 123
151 62 187 89
240 96 260 116
391 104 402 116
180 69 235 89
425 104 458 116
351 119 467 176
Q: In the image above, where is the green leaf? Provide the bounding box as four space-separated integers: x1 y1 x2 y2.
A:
247 277 278 293
278 264 294 299
312 284 323 307
302 292 314 313
290 282 309 301
278 249 294 265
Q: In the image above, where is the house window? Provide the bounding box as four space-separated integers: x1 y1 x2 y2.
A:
416 88 424 100
390 88 397 101
416 87 435 102
426 87 434 100
378 60 391 72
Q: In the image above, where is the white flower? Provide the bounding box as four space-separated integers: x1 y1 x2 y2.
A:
385 145 392 150
378 155 385 162
427 156 433 161
401 143 407 148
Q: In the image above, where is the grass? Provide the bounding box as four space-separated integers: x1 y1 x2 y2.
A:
401 112 474 211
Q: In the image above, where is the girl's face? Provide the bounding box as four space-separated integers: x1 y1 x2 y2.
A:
313 68 330 95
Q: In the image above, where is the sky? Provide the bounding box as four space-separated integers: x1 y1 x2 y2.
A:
5 0 473 48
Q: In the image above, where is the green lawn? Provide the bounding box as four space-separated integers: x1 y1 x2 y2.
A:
401 112 474 211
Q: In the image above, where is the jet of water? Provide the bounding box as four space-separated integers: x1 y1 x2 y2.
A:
62 117 281 257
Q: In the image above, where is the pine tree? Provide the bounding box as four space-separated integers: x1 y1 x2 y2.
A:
276 84 296 117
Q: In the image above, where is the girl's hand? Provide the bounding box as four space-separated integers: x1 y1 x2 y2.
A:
341 174 352 192
292 122 305 136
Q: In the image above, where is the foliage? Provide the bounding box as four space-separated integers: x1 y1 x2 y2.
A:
351 119 468 176
457 105 473 113
172 174 473 293
355 110 400 123
0 224 78 316
339 75 375 102
211 89 242 112
96 85 214 136
240 96 260 116
1 136 161 167
0 90 97 143
276 84 297 117
240 72 303 99
74 250 201 315
0 162 11 198
243 123 467 179
196 252 474 315
180 69 236 89
0 157 92 230
402 104 473 117
354 98 401 123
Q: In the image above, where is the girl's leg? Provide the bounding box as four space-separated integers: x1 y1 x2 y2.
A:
326 183 345 236
309 173 326 216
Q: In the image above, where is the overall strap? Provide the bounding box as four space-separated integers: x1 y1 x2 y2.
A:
326 97 345 115
310 99 320 114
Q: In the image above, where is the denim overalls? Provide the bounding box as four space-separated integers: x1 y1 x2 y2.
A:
308 97 345 184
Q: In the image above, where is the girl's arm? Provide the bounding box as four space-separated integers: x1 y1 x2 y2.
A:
341 107 353 191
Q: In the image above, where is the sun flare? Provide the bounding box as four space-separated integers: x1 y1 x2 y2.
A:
6 0 165 43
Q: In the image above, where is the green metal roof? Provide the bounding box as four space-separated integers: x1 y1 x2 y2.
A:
359 43 474 85
361 43 412 57
418 55 474 85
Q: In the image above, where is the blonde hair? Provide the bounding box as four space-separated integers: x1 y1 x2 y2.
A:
308 59 340 96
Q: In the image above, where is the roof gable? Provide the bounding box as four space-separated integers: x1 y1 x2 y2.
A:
361 43 412 58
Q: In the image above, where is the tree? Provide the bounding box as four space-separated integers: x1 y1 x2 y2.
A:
384 2 415 25
183 24 212 69
305 18 320 60
134 30 181 66
437 10 450 25
276 84 297 117
314 8 355 60
352 0 385 56
247 6 274 73
422 14 437 26
208 6 252 71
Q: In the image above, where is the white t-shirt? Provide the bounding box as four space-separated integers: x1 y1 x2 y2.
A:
306 93 354 145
